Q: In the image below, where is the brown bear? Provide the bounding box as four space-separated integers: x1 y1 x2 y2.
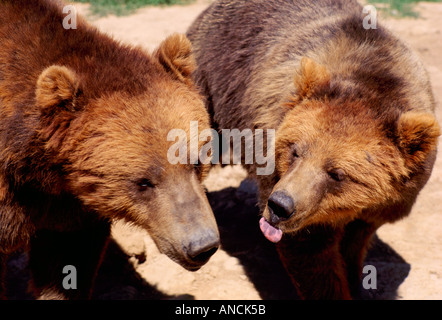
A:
0 0 219 299
187 0 440 299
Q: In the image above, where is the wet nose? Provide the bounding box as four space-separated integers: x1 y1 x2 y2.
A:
268 190 295 221
187 231 219 263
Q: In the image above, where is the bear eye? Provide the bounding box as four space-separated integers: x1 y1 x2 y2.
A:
136 178 155 191
291 144 301 160
327 168 346 182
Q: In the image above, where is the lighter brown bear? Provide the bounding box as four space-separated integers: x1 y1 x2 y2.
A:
187 0 440 299
0 0 219 299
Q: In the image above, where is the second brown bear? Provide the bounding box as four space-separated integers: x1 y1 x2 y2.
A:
188 0 440 299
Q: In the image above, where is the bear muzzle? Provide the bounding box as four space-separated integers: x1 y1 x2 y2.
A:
267 190 296 223
184 230 219 267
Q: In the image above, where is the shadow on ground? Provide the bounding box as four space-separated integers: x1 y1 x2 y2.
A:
207 179 411 300
362 235 411 300
92 239 186 300
5 239 184 300
207 181 299 300
5 179 410 300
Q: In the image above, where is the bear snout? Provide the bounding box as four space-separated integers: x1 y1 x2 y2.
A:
268 190 296 223
184 230 219 268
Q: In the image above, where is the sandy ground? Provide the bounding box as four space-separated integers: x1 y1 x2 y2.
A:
5 0 442 300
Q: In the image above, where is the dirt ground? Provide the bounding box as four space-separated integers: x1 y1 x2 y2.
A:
6 0 442 300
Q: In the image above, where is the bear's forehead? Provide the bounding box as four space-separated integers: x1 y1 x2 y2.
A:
87 88 208 130
283 109 393 167
310 130 387 166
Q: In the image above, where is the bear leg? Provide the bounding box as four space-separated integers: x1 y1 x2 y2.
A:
340 219 377 297
28 220 110 300
276 225 351 299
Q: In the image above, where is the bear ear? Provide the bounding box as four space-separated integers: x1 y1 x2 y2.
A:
396 112 440 169
292 57 331 103
36 65 82 150
36 65 81 112
154 33 196 84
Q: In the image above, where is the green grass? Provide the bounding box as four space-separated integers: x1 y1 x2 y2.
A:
76 0 442 18
75 0 195 17
368 0 442 18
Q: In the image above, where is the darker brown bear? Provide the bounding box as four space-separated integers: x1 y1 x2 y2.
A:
187 0 440 299
0 0 219 299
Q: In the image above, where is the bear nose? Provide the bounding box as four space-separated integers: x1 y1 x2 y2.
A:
268 190 295 221
187 231 219 263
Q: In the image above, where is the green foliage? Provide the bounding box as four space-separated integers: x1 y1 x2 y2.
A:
368 0 442 18
76 0 442 18
75 0 194 16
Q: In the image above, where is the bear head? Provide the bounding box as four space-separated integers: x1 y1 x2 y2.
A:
260 58 440 241
34 34 219 270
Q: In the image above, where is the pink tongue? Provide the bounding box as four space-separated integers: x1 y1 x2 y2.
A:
259 217 283 243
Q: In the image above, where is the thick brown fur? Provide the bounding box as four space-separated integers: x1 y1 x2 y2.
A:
188 0 440 299
0 0 219 299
